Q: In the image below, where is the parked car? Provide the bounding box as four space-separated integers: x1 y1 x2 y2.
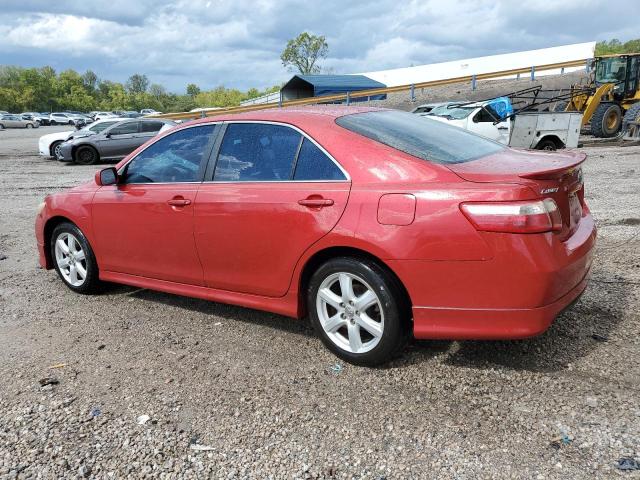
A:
120 111 143 118
0 114 39 129
49 112 85 125
21 112 50 125
35 107 596 366
38 118 128 158
140 109 161 115
56 118 176 164
93 112 117 121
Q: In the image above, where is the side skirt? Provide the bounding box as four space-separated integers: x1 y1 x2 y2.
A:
99 270 300 319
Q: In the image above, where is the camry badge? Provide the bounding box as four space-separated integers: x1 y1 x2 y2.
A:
541 187 559 194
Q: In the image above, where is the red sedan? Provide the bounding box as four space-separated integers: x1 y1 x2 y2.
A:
35 106 596 366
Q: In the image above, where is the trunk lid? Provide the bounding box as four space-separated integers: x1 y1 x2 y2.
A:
448 148 587 238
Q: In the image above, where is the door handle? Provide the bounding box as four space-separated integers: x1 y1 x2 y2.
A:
298 198 334 207
497 126 509 130
167 197 192 207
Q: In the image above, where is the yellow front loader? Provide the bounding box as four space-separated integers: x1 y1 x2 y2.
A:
556 53 640 137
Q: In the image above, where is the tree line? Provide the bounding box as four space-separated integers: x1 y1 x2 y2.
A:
595 38 640 56
0 66 279 113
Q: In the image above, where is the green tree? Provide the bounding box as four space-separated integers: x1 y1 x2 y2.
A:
595 38 640 56
186 83 201 97
280 32 328 74
82 70 98 91
125 74 149 94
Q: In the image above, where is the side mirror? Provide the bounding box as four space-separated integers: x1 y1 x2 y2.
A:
95 167 118 186
104 132 111 138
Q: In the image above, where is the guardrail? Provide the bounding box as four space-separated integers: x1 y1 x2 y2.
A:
153 58 590 121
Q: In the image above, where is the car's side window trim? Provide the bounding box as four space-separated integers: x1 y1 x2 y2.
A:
204 120 350 183
116 123 223 185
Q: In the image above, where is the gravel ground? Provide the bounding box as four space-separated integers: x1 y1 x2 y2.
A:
0 126 639 479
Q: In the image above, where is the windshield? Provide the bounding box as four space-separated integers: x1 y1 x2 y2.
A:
336 110 505 164
595 57 627 84
427 104 476 119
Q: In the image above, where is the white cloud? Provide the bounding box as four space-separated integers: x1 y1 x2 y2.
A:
0 0 638 92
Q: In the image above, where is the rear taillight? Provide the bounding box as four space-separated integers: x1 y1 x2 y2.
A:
460 199 562 233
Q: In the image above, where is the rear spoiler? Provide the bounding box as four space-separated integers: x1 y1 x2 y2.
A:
519 151 587 180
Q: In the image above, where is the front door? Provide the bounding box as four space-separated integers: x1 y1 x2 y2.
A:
96 121 140 159
194 122 351 297
91 124 219 284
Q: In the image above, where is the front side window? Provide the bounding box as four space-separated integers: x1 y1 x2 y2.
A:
123 125 216 184
109 122 139 136
213 123 301 181
336 110 505 164
293 139 345 181
89 121 118 133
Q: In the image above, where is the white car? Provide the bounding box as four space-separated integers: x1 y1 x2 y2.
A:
93 111 118 121
38 118 126 158
140 109 161 115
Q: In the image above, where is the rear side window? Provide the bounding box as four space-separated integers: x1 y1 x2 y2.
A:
109 122 138 135
123 125 216 184
336 110 505 164
214 123 301 181
293 139 345 181
140 121 164 133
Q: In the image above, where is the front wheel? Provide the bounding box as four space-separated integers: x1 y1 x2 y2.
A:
26 123 33 129
74 145 99 165
51 222 101 294
591 102 622 138
50 141 63 159
308 257 409 366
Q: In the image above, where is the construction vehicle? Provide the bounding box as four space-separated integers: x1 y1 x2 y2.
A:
555 53 640 137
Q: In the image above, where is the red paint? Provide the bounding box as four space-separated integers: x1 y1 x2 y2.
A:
35 106 596 340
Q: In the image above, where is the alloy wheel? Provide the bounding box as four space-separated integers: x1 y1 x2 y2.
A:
316 272 384 354
54 232 88 287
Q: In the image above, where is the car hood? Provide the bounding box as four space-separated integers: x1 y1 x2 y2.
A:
40 131 74 142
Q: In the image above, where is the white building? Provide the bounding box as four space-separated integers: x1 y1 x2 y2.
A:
355 42 596 87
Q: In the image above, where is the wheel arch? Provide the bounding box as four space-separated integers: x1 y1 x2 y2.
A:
43 215 77 269
535 135 564 150
297 245 413 318
71 143 99 163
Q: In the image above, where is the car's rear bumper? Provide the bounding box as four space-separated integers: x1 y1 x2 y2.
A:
389 211 596 340
411 268 589 339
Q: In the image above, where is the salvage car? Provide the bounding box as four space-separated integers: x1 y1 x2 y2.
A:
35 106 596 366
0 114 39 129
56 118 176 164
38 118 128 159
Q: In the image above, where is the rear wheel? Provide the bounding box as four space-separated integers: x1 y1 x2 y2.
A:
51 222 101 294
307 257 409 366
622 103 640 132
590 102 622 138
536 138 558 151
74 145 99 165
26 123 33 129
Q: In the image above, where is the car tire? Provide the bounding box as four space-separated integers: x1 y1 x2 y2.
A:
68 120 74 125
307 257 409 367
26 123 33 129
74 145 99 165
50 141 63 159
536 138 558 151
50 222 101 294
0 124 4 130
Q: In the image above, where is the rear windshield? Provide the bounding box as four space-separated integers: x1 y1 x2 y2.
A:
336 110 505 164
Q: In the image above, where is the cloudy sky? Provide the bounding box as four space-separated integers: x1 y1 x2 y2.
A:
1 0 638 93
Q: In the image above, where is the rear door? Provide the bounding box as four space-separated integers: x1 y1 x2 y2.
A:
194 122 351 297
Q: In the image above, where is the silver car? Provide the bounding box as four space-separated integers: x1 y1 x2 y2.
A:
0 114 39 129
57 118 176 165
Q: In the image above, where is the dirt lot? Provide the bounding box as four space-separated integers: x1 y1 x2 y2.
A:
0 125 639 479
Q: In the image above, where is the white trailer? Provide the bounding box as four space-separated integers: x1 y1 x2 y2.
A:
421 99 583 150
